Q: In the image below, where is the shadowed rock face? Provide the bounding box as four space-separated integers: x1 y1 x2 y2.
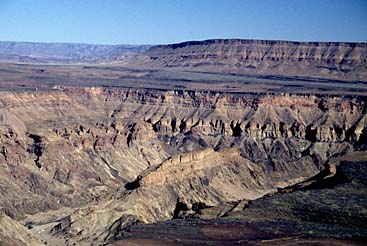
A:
131 39 367 81
0 87 364 244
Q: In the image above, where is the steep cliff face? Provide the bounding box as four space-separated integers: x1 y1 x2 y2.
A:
131 39 367 81
0 89 170 220
0 87 363 244
0 88 365 245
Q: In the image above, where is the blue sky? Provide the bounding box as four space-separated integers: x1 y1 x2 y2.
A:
0 0 366 44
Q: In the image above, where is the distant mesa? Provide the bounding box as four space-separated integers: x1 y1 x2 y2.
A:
135 39 367 82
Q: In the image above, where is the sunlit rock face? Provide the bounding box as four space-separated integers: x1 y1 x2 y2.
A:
1 87 364 244
0 213 43 246
131 39 367 81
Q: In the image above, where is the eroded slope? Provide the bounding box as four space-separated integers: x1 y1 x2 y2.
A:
0 88 362 245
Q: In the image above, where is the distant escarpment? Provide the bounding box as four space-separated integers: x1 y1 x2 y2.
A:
0 41 151 64
0 88 364 244
131 39 367 81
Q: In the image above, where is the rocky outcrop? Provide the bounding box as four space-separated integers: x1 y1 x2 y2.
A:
0 108 27 138
0 89 170 219
52 146 314 245
113 153 367 246
224 157 367 241
0 87 365 245
0 213 43 246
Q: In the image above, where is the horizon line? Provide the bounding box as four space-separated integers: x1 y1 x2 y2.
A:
1 37 367 46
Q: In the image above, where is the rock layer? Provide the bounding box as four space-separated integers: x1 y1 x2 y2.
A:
0 87 361 244
131 39 367 81
0 38 366 246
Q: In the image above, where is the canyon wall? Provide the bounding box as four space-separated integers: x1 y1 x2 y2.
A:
0 87 365 244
